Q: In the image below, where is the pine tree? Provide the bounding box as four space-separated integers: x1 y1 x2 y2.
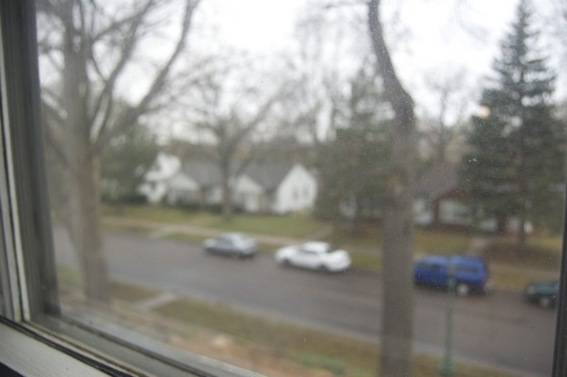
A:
461 0 564 246
315 65 390 231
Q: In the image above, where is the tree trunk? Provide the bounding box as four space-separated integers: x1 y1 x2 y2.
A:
62 13 110 302
367 1 416 376
496 214 507 234
432 198 441 227
380 111 416 377
67 154 110 303
349 195 361 235
517 213 527 249
221 164 233 221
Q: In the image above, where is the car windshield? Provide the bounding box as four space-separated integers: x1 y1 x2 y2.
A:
456 265 480 274
220 233 244 242
302 242 332 253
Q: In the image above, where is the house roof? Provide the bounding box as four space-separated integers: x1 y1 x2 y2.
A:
415 161 458 199
181 161 222 188
179 160 294 191
244 161 293 192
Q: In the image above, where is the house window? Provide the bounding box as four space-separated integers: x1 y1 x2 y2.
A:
0 1 566 377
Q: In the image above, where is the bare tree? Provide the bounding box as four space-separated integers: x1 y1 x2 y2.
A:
186 73 283 221
277 11 347 151
38 0 202 302
367 1 416 376
421 70 469 163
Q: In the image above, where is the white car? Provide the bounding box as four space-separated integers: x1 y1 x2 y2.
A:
275 242 351 272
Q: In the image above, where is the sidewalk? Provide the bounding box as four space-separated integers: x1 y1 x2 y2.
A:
103 217 310 247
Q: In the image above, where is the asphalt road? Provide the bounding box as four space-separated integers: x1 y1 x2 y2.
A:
54 230 556 377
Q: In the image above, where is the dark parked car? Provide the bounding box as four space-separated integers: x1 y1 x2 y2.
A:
413 256 490 296
525 280 559 308
203 233 257 258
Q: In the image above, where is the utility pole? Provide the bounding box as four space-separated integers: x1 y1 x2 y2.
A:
440 261 456 377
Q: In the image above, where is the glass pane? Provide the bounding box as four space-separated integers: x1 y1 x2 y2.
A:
35 0 564 376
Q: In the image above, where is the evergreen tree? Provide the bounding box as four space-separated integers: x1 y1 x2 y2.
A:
315 65 391 231
461 0 564 246
102 125 159 204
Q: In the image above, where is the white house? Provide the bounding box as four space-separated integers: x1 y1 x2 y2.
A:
139 153 180 203
414 162 504 232
140 153 318 214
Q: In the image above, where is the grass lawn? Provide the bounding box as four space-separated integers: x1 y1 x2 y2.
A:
482 236 562 271
104 205 329 239
155 296 517 377
194 212 327 239
490 264 558 291
529 235 562 253
415 229 472 254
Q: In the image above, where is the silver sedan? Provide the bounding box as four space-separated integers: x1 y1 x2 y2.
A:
203 233 257 258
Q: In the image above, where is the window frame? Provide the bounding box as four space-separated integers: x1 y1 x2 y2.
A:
0 0 59 322
552 189 567 376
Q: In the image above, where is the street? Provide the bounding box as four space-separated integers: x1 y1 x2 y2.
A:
54 230 555 377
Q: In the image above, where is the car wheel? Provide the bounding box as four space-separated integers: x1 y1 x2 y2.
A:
456 283 470 297
279 258 290 267
539 297 552 308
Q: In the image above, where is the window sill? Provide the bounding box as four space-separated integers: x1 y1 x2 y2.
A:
0 319 110 377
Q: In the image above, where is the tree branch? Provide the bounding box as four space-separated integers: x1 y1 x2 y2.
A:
91 1 158 44
95 0 201 151
89 0 155 134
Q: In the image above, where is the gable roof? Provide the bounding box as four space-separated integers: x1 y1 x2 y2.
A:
244 161 293 192
415 161 458 199
180 161 222 188
179 160 294 191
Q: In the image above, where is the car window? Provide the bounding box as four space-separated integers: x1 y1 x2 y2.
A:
419 262 444 271
217 237 232 246
456 265 480 274
431 264 445 272
300 248 318 255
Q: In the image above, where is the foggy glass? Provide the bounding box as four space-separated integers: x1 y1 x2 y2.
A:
35 0 565 376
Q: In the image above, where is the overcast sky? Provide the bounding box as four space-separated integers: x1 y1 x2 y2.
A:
40 0 562 139
186 0 563 118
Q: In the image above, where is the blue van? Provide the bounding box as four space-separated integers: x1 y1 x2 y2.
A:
413 256 489 296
